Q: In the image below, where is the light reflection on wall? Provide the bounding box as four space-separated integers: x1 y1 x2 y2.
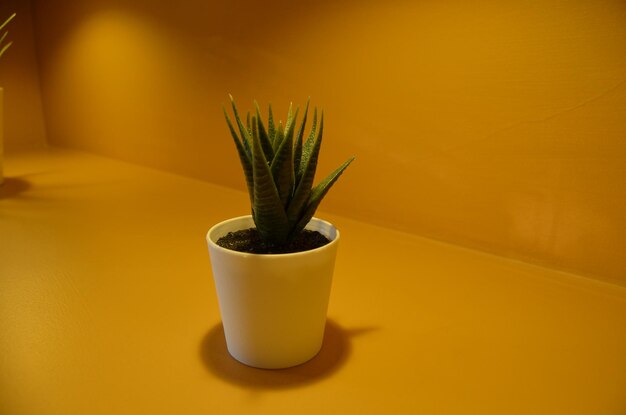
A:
46 10 184 161
32 0 626 283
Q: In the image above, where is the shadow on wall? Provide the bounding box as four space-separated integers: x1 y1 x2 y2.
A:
199 319 377 389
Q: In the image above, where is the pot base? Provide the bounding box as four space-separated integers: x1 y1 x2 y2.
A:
226 331 325 370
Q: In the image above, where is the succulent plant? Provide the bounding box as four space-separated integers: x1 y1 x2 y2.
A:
0 13 15 59
223 95 354 246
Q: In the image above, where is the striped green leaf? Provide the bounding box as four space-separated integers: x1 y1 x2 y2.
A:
223 106 254 204
251 122 289 244
291 156 355 237
267 105 276 146
286 113 324 225
297 107 317 182
254 101 274 161
270 120 295 207
225 96 353 247
293 99 310 181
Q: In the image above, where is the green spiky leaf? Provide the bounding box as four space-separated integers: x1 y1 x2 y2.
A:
273 122 285 153
229 96 247 135
267 105 276 146
228 95 251 156
271 122 295 207
251 125 289 244
0 13 15 60
287 112 324 224
293 99 310 178
297 107 318 182
291 156 355 237
223 106 253 204
224 96 353 247
255 101 274 161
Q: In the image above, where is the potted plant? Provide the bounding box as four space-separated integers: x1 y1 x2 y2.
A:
206 95 354 369
0 12 15 186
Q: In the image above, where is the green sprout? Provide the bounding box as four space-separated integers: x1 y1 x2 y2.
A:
224 95 354 246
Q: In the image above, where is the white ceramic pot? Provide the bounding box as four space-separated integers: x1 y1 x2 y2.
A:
206 215 339 369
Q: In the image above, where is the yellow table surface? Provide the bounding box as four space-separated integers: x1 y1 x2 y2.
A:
1 148 625 415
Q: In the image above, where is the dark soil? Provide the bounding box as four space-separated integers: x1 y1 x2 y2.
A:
216 228 330 254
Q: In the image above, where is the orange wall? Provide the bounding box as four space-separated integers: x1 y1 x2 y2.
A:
31 0 626 283
0 0 46 151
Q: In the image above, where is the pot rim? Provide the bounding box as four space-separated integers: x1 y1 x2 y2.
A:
206 215 340 258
